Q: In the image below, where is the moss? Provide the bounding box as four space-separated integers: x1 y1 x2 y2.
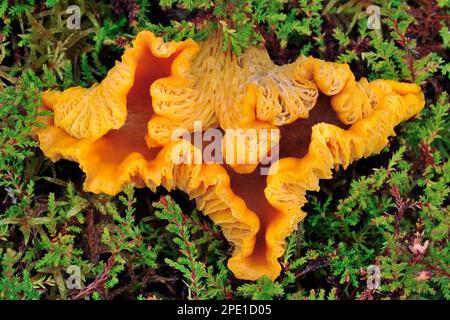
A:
0 0 448 300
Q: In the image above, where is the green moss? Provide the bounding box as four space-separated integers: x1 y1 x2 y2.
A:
0 0 448 300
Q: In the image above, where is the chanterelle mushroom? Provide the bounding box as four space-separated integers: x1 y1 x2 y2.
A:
35 30 425 281
147 31 425 280
36 31 199 195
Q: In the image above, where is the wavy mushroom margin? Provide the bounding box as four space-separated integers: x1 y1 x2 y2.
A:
34 30 425 281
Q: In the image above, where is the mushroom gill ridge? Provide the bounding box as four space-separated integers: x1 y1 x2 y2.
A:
35 31 425 281
146 31 425 280
34 31 260 283
36 31 200 195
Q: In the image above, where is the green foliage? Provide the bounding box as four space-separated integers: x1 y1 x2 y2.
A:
154 195 208 299
153 195 232 299
237 276 284 300
0 0 449 300
403 93 450 156
291 93 450 300
0 249 41 300
361 3 441 84
0 1 124 87
329 1 447 85
142 0 326 56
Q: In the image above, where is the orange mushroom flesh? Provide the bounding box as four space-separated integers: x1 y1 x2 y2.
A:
41 42 174 188
35 31 426 282
35 32 200 195
92 46 172 164
223 94 348 275
144 31 425 280
278 94 348 158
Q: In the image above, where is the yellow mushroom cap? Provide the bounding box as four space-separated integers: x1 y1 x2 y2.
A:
144 31 425 280
35 31 200 194
34 31 261 280
35 30 425 281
